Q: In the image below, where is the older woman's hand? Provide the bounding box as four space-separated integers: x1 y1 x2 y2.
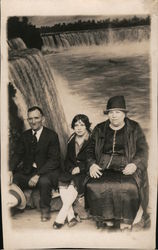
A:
123 163 137 175
90 164 102 178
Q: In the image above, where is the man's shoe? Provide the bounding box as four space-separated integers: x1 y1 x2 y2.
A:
96 221 104 229
10 207 24 217
41 209 51 222
25 205 34 210
68 217 78 227
41 213 50 222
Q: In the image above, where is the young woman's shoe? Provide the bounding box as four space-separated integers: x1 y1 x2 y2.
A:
68 217 78 227
53 221 63 229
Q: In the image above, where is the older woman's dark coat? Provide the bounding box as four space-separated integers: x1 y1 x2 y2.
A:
86 117 149 213
59 133 91 194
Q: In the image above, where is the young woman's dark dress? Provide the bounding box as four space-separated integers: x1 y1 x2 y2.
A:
59 133 90 195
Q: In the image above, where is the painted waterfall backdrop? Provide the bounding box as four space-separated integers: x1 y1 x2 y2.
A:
8 23 150 157
8 47 69 157
42 26 150 136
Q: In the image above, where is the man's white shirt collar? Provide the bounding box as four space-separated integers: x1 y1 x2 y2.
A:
32 126 43 141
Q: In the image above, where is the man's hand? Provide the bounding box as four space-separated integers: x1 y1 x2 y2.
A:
28 175 40 187
72 167 80 175
8 171 13 185
123 163 137 175
90 164 102 178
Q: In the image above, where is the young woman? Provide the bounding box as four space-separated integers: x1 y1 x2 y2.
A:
53 114 91 229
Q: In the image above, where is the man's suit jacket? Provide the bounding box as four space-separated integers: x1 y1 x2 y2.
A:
10 126 61 175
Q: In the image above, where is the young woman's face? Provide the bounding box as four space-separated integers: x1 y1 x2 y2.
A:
108 109 125 127
74 120 87 136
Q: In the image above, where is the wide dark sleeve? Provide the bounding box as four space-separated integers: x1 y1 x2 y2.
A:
132 123 149 171
9 134 25 172
65 153 89 174
64 143 74 174
37 132 61 175
86 127 98 171
64 138 88 174
77 161 86 173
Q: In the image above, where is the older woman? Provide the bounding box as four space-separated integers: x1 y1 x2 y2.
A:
86 95 149 230
53 114 91 229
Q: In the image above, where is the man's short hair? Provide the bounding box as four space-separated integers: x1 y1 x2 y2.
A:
28 106 44 116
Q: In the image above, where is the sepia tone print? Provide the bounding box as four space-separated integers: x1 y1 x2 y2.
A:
1 1 157 248
8 12 151 229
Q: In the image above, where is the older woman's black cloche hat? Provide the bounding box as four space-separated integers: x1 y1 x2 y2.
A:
104 95 128 114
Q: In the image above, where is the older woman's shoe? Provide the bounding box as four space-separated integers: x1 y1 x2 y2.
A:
120 223 132 231
105 221 114 227
53 221 63 229
132 214 151 231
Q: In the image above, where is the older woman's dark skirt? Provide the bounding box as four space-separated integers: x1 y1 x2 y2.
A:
86 170 140 224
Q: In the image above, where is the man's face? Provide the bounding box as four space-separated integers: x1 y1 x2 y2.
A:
27 109 44 131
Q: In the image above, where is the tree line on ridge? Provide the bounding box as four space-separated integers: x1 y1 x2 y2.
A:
7 16 150 50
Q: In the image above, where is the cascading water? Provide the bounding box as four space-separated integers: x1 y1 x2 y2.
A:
41 26 150 51
8 47 70 157
8 25 150 155
8 37 27 50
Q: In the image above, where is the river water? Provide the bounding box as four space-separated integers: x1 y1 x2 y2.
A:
45 40 150 139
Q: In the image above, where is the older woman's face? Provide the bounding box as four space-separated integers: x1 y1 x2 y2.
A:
108 110 125 127
74 120 87 136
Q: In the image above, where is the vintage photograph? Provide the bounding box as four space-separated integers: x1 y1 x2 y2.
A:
1 0 157 249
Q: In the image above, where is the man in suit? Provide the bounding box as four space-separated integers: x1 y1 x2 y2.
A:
9 106 61 221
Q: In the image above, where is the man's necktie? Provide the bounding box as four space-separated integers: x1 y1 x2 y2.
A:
32 131 37 161
32 131 37 146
